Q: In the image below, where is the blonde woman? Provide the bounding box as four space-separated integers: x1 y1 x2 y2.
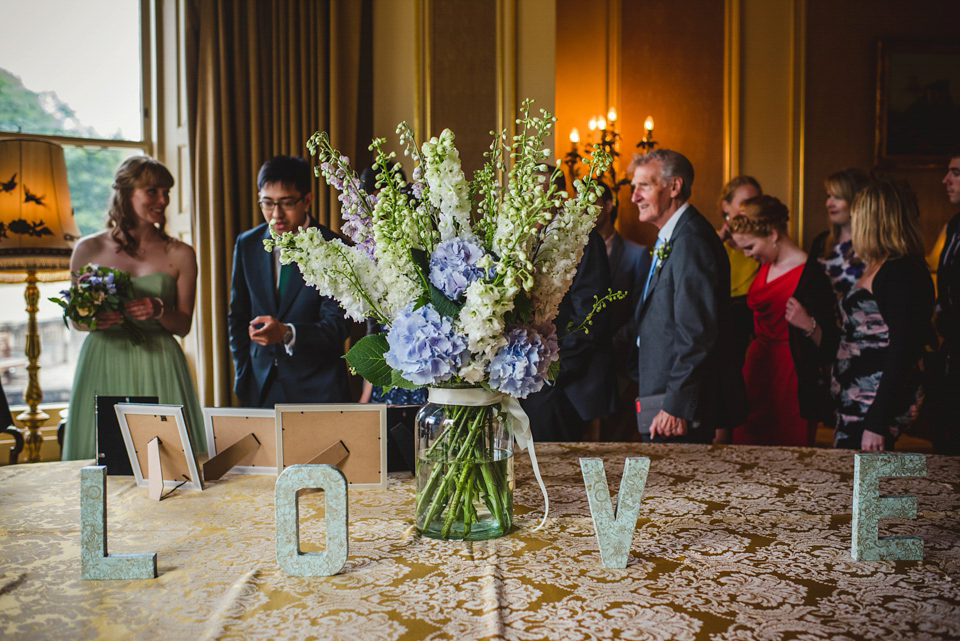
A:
831 178 935 451
729 195 838 446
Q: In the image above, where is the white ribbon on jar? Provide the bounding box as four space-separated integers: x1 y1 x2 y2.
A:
427 387 549 531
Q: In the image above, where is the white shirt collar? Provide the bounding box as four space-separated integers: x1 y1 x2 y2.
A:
657 202 689 245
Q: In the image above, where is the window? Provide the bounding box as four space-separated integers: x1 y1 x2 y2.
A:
0 0 148 406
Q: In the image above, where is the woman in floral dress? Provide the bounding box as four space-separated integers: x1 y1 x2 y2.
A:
809 168 871 300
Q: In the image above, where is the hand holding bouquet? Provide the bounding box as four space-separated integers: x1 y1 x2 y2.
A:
49 264 144 344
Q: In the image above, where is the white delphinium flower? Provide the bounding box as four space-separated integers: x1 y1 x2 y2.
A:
371 196 422 319
456 279 515 380
529 179 603 325
421 129 472 241
277 228 387 323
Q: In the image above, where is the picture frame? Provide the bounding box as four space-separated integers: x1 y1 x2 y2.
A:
115 403 204 492
96 394 158 476
202 407 277 475
875 39 960 169
276 404 387 489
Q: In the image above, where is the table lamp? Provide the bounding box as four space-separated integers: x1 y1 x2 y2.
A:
0 138 80 462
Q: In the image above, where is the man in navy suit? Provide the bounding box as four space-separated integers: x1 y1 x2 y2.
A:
631 149 743 442
519 169 616 442
228 156 351 407
593 182 650 441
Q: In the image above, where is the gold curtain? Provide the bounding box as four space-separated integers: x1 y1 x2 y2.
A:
186 0 372 408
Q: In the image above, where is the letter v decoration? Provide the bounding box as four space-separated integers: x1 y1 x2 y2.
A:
580 457 650 568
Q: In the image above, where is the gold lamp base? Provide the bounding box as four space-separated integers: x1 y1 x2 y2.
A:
18 268 48 463
17 407 49 463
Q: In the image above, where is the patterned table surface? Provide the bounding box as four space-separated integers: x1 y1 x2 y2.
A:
1 443 959 640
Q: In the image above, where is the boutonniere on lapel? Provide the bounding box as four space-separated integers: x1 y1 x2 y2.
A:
653 242 672 275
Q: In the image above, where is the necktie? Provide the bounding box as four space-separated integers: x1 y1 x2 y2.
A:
642 238 664 303
277 262 292 302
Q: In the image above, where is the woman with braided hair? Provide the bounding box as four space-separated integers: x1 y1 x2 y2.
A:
729 195 838 446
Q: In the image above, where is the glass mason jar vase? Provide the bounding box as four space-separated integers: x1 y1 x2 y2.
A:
415 389 514 540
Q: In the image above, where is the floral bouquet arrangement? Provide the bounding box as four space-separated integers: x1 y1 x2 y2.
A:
269 100 612 540
49 264 143 344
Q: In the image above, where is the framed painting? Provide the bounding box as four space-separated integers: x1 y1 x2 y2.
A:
875 39 960 169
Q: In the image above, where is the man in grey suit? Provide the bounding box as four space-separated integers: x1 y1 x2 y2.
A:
631 149 741 442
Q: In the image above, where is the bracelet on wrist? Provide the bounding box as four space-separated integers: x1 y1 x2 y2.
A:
803 316 817 337
155 298 165 319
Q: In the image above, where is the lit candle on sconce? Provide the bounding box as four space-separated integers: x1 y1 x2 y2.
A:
637 116 658 152
588 118 597 132
570 127 580 151
607 107 617 123
597 116 606 131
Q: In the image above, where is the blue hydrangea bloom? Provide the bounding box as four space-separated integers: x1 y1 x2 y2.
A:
429 238 487 300
385 304 469 386
488 326 559 398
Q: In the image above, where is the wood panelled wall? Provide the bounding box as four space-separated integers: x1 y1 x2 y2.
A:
429 0 498 178
804 0 957 251
556 0 725 249
620 0 725 247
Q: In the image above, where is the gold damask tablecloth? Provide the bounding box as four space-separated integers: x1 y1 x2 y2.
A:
1 443 959 640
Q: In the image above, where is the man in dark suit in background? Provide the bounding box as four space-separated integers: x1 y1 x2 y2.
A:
520 169 617 442
934 151 960 454
228 155 351 407
592 182 650 441
631 149 743 443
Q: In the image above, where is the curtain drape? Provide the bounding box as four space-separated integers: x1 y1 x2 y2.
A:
186 0 373 408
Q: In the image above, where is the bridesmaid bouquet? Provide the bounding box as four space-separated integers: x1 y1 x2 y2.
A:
49 264 144 344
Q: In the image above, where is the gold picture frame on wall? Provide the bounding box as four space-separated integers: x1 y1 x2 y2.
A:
875 39 960 169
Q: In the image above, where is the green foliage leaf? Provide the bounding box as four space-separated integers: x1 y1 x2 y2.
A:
504 289 533 325
547 358 561 383
429 283 462 320
414 291 430 310
344 334 393 387
409 246 462 321
410 247 431 289
389 369 421 390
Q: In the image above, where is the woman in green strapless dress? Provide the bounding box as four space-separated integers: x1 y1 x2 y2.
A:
62 157 207 460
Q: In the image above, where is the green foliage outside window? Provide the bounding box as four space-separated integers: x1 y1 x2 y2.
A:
0 68 131 236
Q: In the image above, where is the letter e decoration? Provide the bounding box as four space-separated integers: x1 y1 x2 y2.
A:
852 453 927 561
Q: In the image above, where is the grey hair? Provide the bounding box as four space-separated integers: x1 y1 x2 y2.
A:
633 149 694 201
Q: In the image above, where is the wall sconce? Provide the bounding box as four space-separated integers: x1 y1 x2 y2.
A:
0 138 80 462
637 116 657 152
567 108 630 200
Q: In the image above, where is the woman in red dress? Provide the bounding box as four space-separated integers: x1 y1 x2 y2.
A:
729 196 838 446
